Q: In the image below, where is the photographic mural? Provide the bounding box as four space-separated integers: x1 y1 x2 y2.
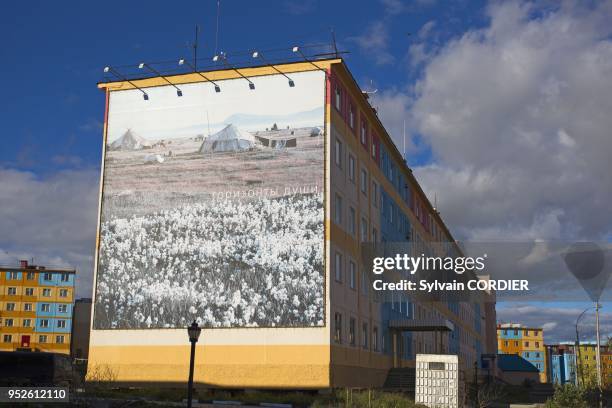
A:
94 70 325 329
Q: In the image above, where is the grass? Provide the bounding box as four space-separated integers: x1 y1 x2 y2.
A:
81 387 427 407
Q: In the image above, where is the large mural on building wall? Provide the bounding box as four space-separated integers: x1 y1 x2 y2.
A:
94 70 325 329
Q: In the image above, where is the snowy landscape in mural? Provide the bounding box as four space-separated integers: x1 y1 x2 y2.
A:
94 70 325 329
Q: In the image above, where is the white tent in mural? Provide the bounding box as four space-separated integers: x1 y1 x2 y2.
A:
109 129 151 151
199 124 256 153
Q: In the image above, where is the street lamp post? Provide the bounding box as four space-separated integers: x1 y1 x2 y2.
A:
187 320 202 408
575 307 592 387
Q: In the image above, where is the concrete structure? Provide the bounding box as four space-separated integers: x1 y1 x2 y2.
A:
70 298 92 359
547 344 576 385
0 261 75 354
90 57 497 388
415 354 460 407
497 323 547 382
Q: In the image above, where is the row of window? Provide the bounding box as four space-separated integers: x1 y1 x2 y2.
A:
502 340 541 348
333 251 371 296
4 287 70 297
4 271 71 281
2 334 66 344
3 302 69 313
1 318 68 328
333 312 380 351
501 329 542 337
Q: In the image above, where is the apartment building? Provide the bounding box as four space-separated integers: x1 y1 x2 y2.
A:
0 261 75 354
497 323 547 382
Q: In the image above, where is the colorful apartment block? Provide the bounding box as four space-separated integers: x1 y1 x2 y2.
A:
548 342 611 389
0 261 75 354
497 323 547 382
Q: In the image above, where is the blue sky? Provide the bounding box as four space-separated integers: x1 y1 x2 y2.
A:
1 0 611 342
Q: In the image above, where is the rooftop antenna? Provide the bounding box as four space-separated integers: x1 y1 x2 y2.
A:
331 28 339 57
403 119 406 161
193 25 199 71
362 79 378 95
214 0 221 56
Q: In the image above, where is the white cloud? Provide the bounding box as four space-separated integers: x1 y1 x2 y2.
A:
0 167 99 298
349 21 395 66
379 0 612 240
497 304 612 343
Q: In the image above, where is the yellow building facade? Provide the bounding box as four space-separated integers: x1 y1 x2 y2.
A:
497 323 547 382
89 58 497 388
0 262 75 354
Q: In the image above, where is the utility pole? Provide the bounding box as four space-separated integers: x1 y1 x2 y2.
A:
595 302 603 408
193 25 199 71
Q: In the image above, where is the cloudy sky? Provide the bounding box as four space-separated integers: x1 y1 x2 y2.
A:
1 0 611 342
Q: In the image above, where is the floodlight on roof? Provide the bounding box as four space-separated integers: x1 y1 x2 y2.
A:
252 50 295 88
103 65 150 101
291 45 328 76
215 53 255 90
139 62 184 97
177 57 221 93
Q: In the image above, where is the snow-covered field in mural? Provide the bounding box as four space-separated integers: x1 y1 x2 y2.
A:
95 193 323 329
94 70 326 329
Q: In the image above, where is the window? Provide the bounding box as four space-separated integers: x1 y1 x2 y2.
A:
3 335 11 343
349 318 356 346
361 269 369 296
514 341 519 347
334 84 342 111
503 330 508 335
42 288 51 297
362 322 369 349
504 341 509 346
24 303 32 311
40 319 49 328
6 303 15 311
535 341 540 348
59 289 68 297
348 154 355 182
360 217 368 242
58 304 68 313
60 273 69 282
25 288 34 296
26 272 35 280
360 169 367 194
372 228 378 243
349 260 356 290
536 352 540 358
334 139 342 167
525 341 530 347
373 327 379 351
524 330 529 336
9 272 18 279
43 273 52 281
525 352 530 358
57 320 66 329
349 207 356 236
39 335 47 343
372 181 378 207
8 287 17 295
5 319 14 327
514 330 518 335
334 194 343 225
23 319 31 328
41 304 51 312
56 335 65 344
349 103 355 129
360 120 367 145
334 313 342 343
335 252 343 282
371 140 377 159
